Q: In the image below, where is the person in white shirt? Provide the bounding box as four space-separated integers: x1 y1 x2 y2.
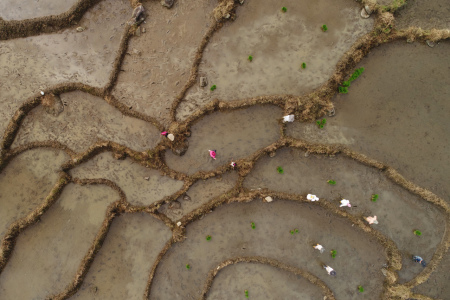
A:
323 264 336 276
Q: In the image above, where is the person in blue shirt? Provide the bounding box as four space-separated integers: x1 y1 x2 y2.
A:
413 256 426 267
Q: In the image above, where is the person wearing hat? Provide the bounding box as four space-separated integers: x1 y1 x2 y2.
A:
413 256 427 267
323 264 336 276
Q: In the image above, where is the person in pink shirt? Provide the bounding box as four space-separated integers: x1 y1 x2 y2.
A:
208 150 217 160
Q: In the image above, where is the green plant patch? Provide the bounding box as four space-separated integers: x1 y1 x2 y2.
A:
290 230 294 235
245 290 249 298
281 7 287 12
301 62 306 69
186 264 191 269
327 180 336 185
210 85 217 91
358 285 364 293
331 249 337 258
248 55 253 62
316 118 326 129
277 166 284 174
371 194 379 202
338 86 348 94
341 81 350 87
206 235 212 241
321 24 328 32
294 228 299 233
414 230 422 236
251 222 256 229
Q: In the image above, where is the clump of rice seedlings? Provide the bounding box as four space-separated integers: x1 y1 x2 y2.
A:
321 24 328 32
338 67 365 94
290 228 299 235
281 7 287 12
294 228 299 233
301 62 306 69
316 118 326 129
371 194 379 202
186 264 191 269
358 285 364 293
290 230 294 235
248 55 253 62
327 180 336 185
331 249 337 258
413 230 422 236
277 166 284 174
206 235 212 241
210 85 217 91
251 222 256 229
245 290 249 298
338 86 348 94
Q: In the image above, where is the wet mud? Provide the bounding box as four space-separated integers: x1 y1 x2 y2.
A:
396 0 450 30
176 0 373 121
13 91 161 153
69 213 171 299
70 152 184 206
150 199 386 300
0 0 78 21
0 183 119 299
286 41 450 204
166 105 282 174
207 262 324 299
0 149 68 239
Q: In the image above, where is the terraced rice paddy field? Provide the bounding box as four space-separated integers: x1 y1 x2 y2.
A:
0 0 449 299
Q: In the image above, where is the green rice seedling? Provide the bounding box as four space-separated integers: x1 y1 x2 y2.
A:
301 62 306 69
277 166 284 174
327 180 336 185
245 290 249 298
206 235 212 241
331 249 337 258
338 86 348 94
281 7 287 12
341 81 351 87
349 67 365 81
321 24 328 32
186 264 191 269
210 85 217 91
251 222 256 229
371 194 379 202
358 285 364 293
316 118 326 129
248 55 253 62
413 230 422 236
294 228 299 233
290 230 294 235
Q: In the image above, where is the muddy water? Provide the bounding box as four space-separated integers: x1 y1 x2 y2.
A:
12 91 160 152
207 262 324 299
286 41 450 204
112 0 218 126
166 105 281 175
396 0 450 29
159 171 238 221
244 148 445 282
69 213 171 300
176 0 373 121
0 0 129 136
0 149 68 239
0 183 119 299
70 152 184 206
150 200 386 300
412 249 450 299
0 0 77 20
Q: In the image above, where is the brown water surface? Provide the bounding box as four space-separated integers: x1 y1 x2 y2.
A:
13 91 160 152
70 152 184 206
0 149 68 239
69 213 171 300
0 0 129 136
244 148 445 282
0 183 119 299
286 41 450 204
176 0 373 121
166 105 282 175
150 200 386 300
207 262 324 300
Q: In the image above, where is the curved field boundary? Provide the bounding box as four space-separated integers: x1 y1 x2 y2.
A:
200 256 336 300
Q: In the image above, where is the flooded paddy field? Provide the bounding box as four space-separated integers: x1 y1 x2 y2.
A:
0 0 449 299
